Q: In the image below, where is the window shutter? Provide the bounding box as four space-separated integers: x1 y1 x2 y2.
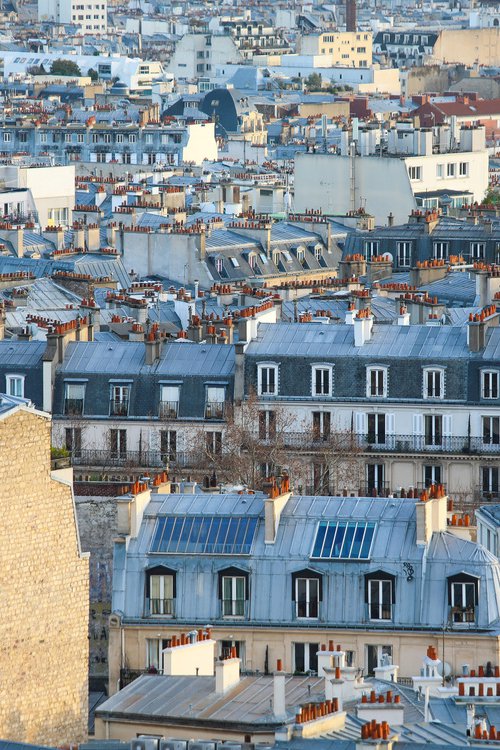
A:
386 413 395 434
443 415 453 437
413 414 424 434
355 412 367 434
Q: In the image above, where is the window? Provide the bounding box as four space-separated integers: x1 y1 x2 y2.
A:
367 463 385 492
424 414 442 446
150 516 258 554
215 257 223 274
423 368 444 399
292 570 321 618
110 384 129 416
206 430 222 456
77 133 84 143
364 240 379 260
397 241 411 267
483 416 500 445
482 466 499 494
459 161 468 176
128 134 136 143
312 365 332 396
366 573 394 621
146 638 170 670
116 133 123 143
146 567 175 616
19 132 28 143
448 574 478 624
436 163 444 179
160 430 176 462
482 371 499 399
39 133 47 143
312 411 331 441
221 572 246 617
471 242 485 260
293 642 319 674
160 385 179 418
424 464 441 487
408 165 422 181
65 427 82 458
6 374 24 398
259 410 276 440
109 428 127 458
368 413 386 444
311 521 375 559
447 162 456 177
433 241 449 260
64 382 85 415
367 367 387 397
3 132 11 142
205 386 225 419
257 363 278 396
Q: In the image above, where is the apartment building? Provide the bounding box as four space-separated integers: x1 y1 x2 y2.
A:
106 484 500 695
294 124 489 225
38 0 107 34
297 31 372 68
0 119 217 167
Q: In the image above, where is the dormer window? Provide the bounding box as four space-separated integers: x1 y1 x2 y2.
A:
110 384 130 416
257 363 278 396
312 365 332 397
145 566 176 617
205 386 225 419
64 381 86 416
423 367 445 399
367 367 387 398
6 374 24 398
448 573 478 625
160 384 180 418
482 370 499 399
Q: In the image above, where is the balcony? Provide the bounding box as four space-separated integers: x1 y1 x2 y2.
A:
64 398 84 416
110 399 129 417
71 449 165 468
145 597 175 617
450 606 476 626
221 599 248 618
159 401 179 419
205 401 225 420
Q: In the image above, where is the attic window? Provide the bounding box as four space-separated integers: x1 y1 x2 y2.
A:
259 252 268 264
230 257 239 267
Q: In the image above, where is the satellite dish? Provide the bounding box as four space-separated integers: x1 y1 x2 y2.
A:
382 252 393 263
437 661 452 677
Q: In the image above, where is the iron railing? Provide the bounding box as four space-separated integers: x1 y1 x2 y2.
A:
64 398 84 416
145 598 175 617
159 401 179 419
205 401 225 420
110 400 129 416
221 599 248 618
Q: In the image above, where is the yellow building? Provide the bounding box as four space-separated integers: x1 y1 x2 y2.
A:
297 31 372 68
0 397 89 745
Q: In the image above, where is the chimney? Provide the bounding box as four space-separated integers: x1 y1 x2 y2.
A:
346 0 356 31
467 306 499 352
273 660 287 719
145 332 161 364
324 666 344 711
387 212 394 227
353 310 373 347
415 486 448 545
215 651 241 694
264 478 292 543
345 303 356 324
397 305 410 326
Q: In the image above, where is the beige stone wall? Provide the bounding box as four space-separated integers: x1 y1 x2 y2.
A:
109 622 500 696
433 29 500 67
0 408 89 745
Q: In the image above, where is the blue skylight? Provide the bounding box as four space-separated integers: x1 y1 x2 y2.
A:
150 516 258 555
311 521 375 559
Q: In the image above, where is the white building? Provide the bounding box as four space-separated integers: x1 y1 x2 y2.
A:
294 124 489 225
38 0 107 34
169 33 243 81
0 164 75 229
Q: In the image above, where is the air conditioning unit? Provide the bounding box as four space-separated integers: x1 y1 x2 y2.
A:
160 740 187 750
188 741 216 750
132 738 160 750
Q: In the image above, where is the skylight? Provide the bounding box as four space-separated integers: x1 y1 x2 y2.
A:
311 521 375 559
150 516 258 555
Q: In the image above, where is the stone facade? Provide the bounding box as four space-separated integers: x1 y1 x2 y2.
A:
0 407 89 745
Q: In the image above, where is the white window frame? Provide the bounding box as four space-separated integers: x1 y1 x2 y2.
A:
257 363 279 396
408 165 422 181
423 367 445 399
368 579 392 621
433 241 449 260
447 162 456 178
482 370 499 399
471 242 485 260
312 365 333 397
222 575 246 617
6 373 24 398
396 241 412 267
366 366 388 398
293 642 319 674
295 577 319 619
482 415 500 445
451 581 476 624
149 573 174 616
364 240 379 260
459 161 468 176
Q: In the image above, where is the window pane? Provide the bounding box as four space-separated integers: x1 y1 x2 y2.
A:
312 523 327 557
